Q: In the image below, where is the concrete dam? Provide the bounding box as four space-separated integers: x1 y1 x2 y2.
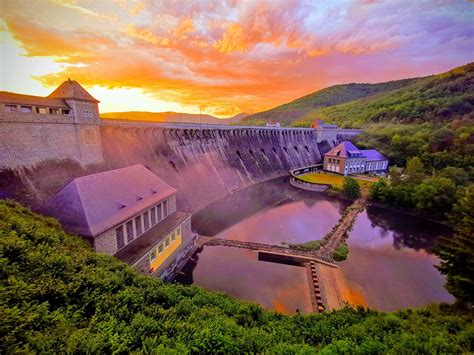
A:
0 121 338 212
100 123 333 211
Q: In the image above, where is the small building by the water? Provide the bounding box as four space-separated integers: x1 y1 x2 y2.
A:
45 164 194 280
323 141 388 176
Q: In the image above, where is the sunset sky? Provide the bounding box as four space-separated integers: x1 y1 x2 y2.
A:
1 0 473 117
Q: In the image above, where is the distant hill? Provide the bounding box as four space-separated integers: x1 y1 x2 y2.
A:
101 111 246 125
243 62 474 127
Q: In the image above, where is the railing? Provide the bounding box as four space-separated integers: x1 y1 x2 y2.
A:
289 164 330 192
101 119 315 132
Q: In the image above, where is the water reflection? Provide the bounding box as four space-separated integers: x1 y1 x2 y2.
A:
193 177 347 244
340 207 454 311
178 177 454 313
176 245 312 314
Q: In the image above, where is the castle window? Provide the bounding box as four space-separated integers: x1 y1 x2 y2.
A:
36 107 47 114
144 210 150 231
5 105 17 112
20 106 32 113
163 200 168 218
150 206 157 225
116 226 125 249
62 109 71 115
126 220 134 242
135 216 143 236
49 108 60 115
157 203 163 221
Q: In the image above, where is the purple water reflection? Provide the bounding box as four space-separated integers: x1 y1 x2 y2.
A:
340 207 454 311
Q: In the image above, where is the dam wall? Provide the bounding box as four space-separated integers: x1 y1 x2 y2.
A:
0 121 335 211
99 123 333 211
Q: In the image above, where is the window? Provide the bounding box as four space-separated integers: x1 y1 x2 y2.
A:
158 244 163 254
163 200 168 218
150 207 156 225
144 210 150 231
116 226 125 249
49 108 60 115
83 110 93 118
165 237 170 248
20 106 32 113
150 249 156 261
5 104 17 112
36 107 47 114
62 109 71 115
157 203 163 221
126 220 134 242
171 231 176 242
135 216 142 236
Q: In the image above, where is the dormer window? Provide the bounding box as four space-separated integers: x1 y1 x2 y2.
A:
49 108 60 115
136 195 143 201
150 189 157 195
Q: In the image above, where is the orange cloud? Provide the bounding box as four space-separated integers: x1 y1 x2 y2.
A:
1 0 472 117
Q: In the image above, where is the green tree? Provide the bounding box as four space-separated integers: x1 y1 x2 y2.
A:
369 178 392 203
436 184 474 305
440 166 470 186
405 157 425 184
343 177 361 199
388 167 403 186
412 177 457 215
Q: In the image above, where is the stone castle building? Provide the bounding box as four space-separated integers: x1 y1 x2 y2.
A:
0 79 103 168
323 141 388 176
45 164 194 280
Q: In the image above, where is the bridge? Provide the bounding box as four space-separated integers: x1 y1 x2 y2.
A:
203 237 337 265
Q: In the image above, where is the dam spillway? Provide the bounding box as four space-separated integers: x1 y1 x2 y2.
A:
99 122 333 211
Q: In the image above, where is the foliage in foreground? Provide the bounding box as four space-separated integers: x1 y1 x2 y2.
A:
1 200 473 353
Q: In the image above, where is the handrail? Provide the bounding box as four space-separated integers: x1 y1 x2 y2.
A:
289 164 329 191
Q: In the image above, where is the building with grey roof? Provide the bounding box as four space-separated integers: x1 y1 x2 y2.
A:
45 164 194 280
323 141 388 176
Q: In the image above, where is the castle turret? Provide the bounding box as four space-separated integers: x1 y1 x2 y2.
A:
48 79 100 124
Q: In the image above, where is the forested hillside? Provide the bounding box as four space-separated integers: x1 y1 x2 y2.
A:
243 63 473 128
243 77 421 126
1 200 473 353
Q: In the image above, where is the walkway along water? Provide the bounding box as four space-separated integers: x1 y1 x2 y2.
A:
196 198 366 313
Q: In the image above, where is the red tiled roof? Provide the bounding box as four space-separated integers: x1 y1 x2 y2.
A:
325 141 361 158
0 91 70 108
48 79 99 103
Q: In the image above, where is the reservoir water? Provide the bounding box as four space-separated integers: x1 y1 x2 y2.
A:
176 177 454 313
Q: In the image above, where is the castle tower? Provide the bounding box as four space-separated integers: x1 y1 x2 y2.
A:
48 79 100 124
0 79 103 169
